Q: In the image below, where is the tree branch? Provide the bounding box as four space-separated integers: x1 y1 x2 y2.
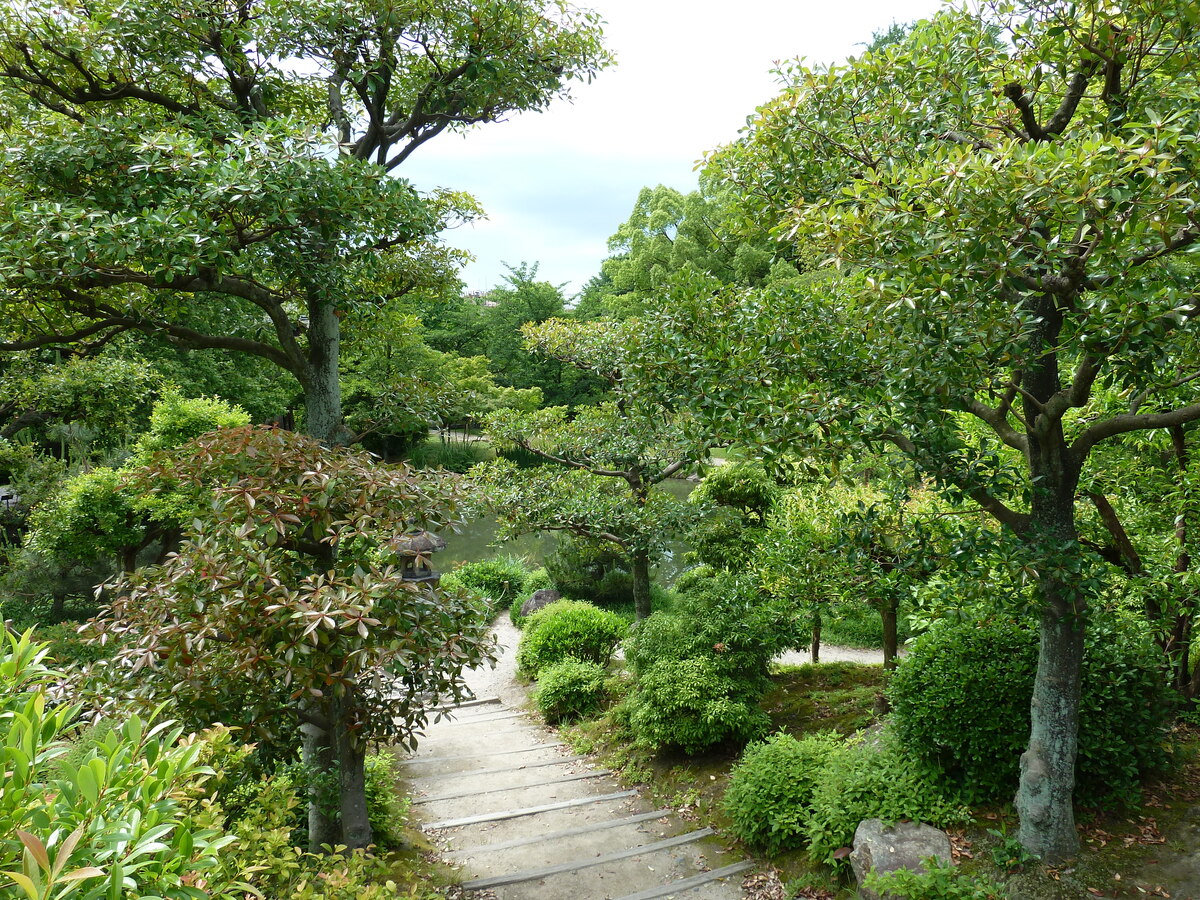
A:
1002 65 1097 142
509 437 630 480
1074 400 1200 460
883 428 1030 534
1087 492 1142 574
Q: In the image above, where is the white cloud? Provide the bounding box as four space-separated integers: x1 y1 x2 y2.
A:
402 0 947 296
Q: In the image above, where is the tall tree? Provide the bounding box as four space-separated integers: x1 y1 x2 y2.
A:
475 318 699 619
588 180 784 319
643 1 1200 862
94 426 492 850
0 0 610 444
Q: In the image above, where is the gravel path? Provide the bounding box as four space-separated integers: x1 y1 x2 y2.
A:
463 616 888 712
462 616 528 708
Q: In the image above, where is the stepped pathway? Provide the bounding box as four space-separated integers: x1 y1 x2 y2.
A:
396 622 754 900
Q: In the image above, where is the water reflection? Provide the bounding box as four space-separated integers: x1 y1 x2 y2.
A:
435 478 695 585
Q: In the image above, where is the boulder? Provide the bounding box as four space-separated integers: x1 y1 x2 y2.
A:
850 818 953 900
519 588 562 619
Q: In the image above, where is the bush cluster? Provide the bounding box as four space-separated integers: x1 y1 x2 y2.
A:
534 657 607 723
517 599 625 677
722 731 842 855
621 569 801 753
721 730 968 866
888 617 1170 805
803 735 970 867
864 860 1006 900
442 555 536 616
627 655 770 753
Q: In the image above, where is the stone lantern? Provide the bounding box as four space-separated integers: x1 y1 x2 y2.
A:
394 530 447 585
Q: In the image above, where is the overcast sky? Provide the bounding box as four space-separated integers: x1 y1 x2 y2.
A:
401 0 946 297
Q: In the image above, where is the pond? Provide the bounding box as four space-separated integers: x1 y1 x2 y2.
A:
434 478 696 585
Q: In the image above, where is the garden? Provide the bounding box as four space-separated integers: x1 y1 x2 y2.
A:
1 0 1200 898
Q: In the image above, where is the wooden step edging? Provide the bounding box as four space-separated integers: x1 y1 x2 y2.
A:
458 827 717 890
404 742 566 765
444 808 674 856
433 697 501 712
614 861 755 900
421 789 638 830
406 754 587 783
439 710 526 726
412 768 610 805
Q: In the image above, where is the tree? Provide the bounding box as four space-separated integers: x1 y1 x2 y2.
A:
586 181 784 319
93 425 493 850
475 318 700 619
481 263 603 406
0 0 611 444
642 1 1200 862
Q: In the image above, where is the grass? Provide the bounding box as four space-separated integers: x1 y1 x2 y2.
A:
404 438 493 473
762 662 885 737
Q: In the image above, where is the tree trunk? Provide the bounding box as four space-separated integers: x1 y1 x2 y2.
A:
631 550 652 620
881 596 898 670
1014 299 1086 864
334 703 373 850
305 295 347 446
301 718 340 851
811 607 822 664
1017 600 1085 863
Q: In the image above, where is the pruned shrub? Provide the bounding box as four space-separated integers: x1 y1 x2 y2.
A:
888 617 1170 805
444 556 532 615
534 657 607 723
723 731 844 855
624 569 799 684
517 600 625 677
627 656 770 754
804 735 970 868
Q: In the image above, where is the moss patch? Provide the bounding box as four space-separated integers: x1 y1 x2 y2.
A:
762 662 884 736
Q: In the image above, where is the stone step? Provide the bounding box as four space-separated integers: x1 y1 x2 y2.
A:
428 791 649 849
405 752 587 785
461 827 717 890
447 809 684 877
421 789 640 831
405 721 552 759
418 771 629 823
411 767 611 805
482 832 742 900
615 861 754 900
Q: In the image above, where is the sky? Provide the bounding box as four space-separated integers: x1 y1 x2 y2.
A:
401 0 947 298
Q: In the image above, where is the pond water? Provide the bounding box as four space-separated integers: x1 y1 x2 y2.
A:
434 478 696 585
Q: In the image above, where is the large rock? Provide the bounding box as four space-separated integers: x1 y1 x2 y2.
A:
850 818 953 900
519 588 562 619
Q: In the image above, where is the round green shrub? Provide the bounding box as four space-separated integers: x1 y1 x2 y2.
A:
723 731 844 856
691 461 779 522
623 570 798 684
888 617 1170 806
446 556 533 615
627 656 770 754
534 657 607 723
516 599 625 677
804 735 970 868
